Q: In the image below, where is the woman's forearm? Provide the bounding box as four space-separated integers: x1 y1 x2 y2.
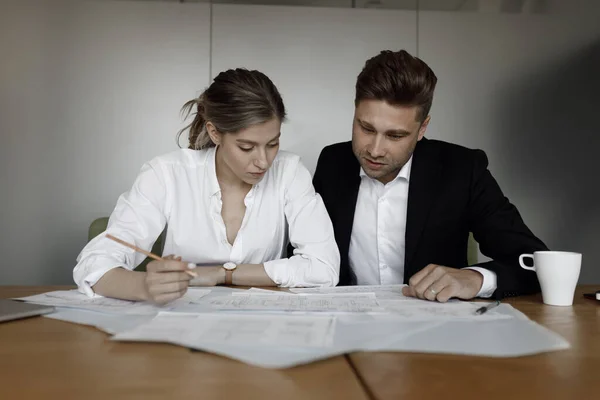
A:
232 264 276 286
92 267 149 301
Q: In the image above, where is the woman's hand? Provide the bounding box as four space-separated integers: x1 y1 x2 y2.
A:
144 255 194 304
189 266 226 287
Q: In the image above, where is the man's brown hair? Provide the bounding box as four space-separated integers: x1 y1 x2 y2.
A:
355 50 437 123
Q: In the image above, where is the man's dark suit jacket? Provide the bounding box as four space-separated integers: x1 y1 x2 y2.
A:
312 138 548 299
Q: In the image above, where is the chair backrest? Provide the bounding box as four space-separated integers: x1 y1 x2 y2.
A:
87 217 166 272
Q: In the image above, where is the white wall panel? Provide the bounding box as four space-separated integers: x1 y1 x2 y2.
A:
0 0 211 284
211 3 417 173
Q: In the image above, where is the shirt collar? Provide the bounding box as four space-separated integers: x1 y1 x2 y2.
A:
359 155 413 185
205 146 262 198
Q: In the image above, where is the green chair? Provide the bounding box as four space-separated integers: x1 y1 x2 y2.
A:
467 232 479 266
87 217 166 272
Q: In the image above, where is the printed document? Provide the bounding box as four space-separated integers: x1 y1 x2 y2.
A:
15 289 211 315
207 293 382 312
290 284 407 300
113 312 336 347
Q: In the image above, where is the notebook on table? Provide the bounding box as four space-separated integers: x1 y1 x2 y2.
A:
0 299 55 323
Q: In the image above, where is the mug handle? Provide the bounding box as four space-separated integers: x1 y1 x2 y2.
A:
519 254 535 271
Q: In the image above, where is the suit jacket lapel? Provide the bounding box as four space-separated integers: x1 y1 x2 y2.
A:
337 173 360 254
338 161 361 285
404 139 442 275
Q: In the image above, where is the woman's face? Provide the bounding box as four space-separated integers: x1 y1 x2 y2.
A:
210 118 282 185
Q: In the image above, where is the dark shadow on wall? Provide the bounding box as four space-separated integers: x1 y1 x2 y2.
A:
496 40 600 283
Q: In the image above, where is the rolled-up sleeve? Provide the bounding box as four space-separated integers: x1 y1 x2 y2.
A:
73 161 168 296
263 159 340 287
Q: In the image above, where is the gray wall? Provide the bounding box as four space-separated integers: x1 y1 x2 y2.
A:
1 0 598 285
419 8 600 282
1 0 211 284
211 4 417 172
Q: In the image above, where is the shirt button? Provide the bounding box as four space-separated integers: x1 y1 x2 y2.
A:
381 264 388 269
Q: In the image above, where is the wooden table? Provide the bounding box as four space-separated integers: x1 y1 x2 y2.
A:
348 285 600 400
1 286 598 399
0 286 368 400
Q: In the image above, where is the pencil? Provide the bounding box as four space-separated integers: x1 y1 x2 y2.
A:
105 234 197 277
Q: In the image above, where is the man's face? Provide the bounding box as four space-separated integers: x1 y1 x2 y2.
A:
352 100 429 184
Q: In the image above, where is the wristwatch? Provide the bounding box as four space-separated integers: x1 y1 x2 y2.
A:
223 262 237 285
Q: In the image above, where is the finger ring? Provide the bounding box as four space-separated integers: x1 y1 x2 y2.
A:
429 288 437 295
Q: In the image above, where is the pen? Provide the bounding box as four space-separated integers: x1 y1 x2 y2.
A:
105 234 197 277
474 300 500 315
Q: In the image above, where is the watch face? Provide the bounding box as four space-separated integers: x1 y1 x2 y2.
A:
224 262 236 270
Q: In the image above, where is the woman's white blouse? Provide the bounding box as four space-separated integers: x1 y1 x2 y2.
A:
74 147 340 296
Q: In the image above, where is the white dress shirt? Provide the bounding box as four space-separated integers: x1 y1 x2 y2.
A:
348 156 496 297
74 147 340 296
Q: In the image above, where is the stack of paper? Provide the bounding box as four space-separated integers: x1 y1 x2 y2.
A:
13 285 571 368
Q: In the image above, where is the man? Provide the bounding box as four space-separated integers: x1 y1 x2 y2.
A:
313 49 548 301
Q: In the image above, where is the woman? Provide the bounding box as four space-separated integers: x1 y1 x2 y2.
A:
74 68 340 304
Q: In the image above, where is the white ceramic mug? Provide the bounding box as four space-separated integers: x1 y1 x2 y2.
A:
519 251 582 306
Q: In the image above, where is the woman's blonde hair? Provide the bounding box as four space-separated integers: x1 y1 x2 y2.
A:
177 68 286 149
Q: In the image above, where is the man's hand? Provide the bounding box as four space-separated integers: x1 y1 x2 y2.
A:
401 264 483 302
